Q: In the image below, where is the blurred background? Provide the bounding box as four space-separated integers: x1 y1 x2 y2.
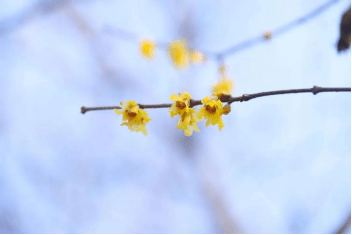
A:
0 0 351 233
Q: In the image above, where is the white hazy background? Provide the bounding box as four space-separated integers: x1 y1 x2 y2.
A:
0 0 350 233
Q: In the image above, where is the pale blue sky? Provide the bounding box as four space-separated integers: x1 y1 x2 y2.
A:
0 0 350 233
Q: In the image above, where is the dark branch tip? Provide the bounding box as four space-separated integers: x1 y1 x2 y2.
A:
81 106 87 114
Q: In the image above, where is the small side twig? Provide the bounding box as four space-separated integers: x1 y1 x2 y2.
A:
81 85 351 114
335 213 351 234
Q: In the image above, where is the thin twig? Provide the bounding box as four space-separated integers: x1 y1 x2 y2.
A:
80 85 351 114
335 213 351 234
227 86 351 103
219 0 341 57
0 0 99 37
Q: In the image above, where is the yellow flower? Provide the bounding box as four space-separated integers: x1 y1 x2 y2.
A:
167 39 190 69
114 101 152 136
169 92 200 136
177 108 200 136
140 39 156 59
190 50 205 64
263 31 272 40
169 92 192 117
212 78 234 99
197 96 226 131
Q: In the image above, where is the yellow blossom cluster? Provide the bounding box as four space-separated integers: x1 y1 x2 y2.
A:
169 92 200 136
114 72 234 136
213 64 235 99
114 101 151 136
139 38 206 69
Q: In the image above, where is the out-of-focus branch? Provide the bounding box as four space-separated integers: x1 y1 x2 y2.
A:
198 159 242 233
65 4 121 81
0 0 71 36
335 213 351 234
218 0 341 58
0 0 99 37
102 0 342 62
1 0 343 60
80 85 351 114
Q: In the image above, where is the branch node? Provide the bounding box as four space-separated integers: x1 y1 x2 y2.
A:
220 95 232 102
312 85 321 95
240 94 250 102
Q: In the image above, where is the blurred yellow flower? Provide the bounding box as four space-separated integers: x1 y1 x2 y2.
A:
169 92 200 136
167 39 190 69
114 100 152 136
140 39 156 59
190 50 205 64
197 96 225 131
263 31 272 40
212 78 234 99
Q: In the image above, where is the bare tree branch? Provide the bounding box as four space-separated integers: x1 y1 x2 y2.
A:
80 85 351 114
102 0 342 62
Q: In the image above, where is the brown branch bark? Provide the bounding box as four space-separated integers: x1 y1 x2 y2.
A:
81 85 351 114
335 214 351 234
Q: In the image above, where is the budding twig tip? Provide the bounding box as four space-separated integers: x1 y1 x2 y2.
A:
81 106 87 114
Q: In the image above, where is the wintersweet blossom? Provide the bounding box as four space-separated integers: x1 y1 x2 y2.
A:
197 96 226 131
169 92 192 117
167 39 190 69
212 78 234 99
114 101 152 136
263 31 272 40
169 92 200 136
190 50 205 64
140 39 156 59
